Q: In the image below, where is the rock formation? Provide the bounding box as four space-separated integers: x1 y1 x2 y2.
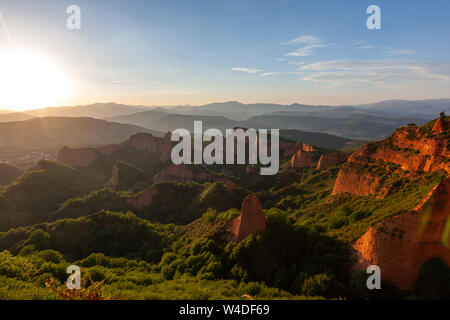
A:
119 132 172 161
352 177 450 290
127 186 158 210
57 132 172 169
57 146 100 168
316 153 350 170
332 118 450 197
228 195 266 242
290 149 316 168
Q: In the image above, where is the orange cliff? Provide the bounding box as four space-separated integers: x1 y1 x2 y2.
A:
332 118 450 197
227 195 266 242
352 176 450 291
316 152 350 170
290 143 316 168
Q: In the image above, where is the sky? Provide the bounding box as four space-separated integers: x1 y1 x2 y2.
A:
0 0 450 110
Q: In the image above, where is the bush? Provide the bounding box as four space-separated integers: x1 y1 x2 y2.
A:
301 273 346 299
38 250 64 264
414 258 450 299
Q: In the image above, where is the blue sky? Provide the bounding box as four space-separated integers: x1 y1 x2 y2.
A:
1 0 450 109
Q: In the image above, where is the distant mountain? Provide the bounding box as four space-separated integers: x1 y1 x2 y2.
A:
109 111 238 132
27 102 151 119
246 113 427 141
110 108 425 141
356 99 450 119
0 112 35 123
279 129 358 150
0 117 162 161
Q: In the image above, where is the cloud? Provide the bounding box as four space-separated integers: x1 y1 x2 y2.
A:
230 67 263 74
296 60 450 87
354 45 378 49
387 49 415 55
261 72 280 77
282 35 326 57
281 35 322 45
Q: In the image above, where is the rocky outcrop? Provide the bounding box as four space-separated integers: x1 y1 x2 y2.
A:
302 142 314 152
332 163 386 197
283 142 314 157
127 186 158 210
118 132 172 161
290 149 316 168
57 146 100 168
349 121 449 174
289 141 317 168
432 118 449 133
57 132 172 169
352 177 450 290
282 142 302 157
332 118 450 197
228 195 266 242
316 153 350 170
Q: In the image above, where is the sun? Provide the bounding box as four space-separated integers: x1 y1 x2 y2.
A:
0 49 72 111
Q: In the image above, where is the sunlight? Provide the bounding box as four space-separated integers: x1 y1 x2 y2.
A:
0 49 72 111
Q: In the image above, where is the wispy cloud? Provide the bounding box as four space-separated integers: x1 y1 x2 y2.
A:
281 35 326 57
354 45 378 49
281 35 322 45
230 67 264 74
387 49 415 55
296 60 450 87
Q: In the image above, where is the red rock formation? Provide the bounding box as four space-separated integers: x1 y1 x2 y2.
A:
282 142 303 157
127 186 158 209
432 118 448 133
57 146 99 168
119 132 172 161
332 163 385 197
332 119 450 197
302 142 314 152
290 149 316 168
349 124 449 173
316 153 350 170
96 144 118 156
57 132 172 169
228 195 266 242
352 177 450 290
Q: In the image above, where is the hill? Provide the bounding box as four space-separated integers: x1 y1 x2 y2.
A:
26 102 150 119
0 117 162 162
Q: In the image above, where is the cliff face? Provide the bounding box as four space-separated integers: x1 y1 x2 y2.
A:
333 119 450 197
119 132 172 161
127 186 158 210
332 163 386 197
316 153 350 170
352 177 450 290
290 141 317 169
228 195 266 242
57 146 100 168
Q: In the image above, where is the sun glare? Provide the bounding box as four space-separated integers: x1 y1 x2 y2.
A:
0 49 72 111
